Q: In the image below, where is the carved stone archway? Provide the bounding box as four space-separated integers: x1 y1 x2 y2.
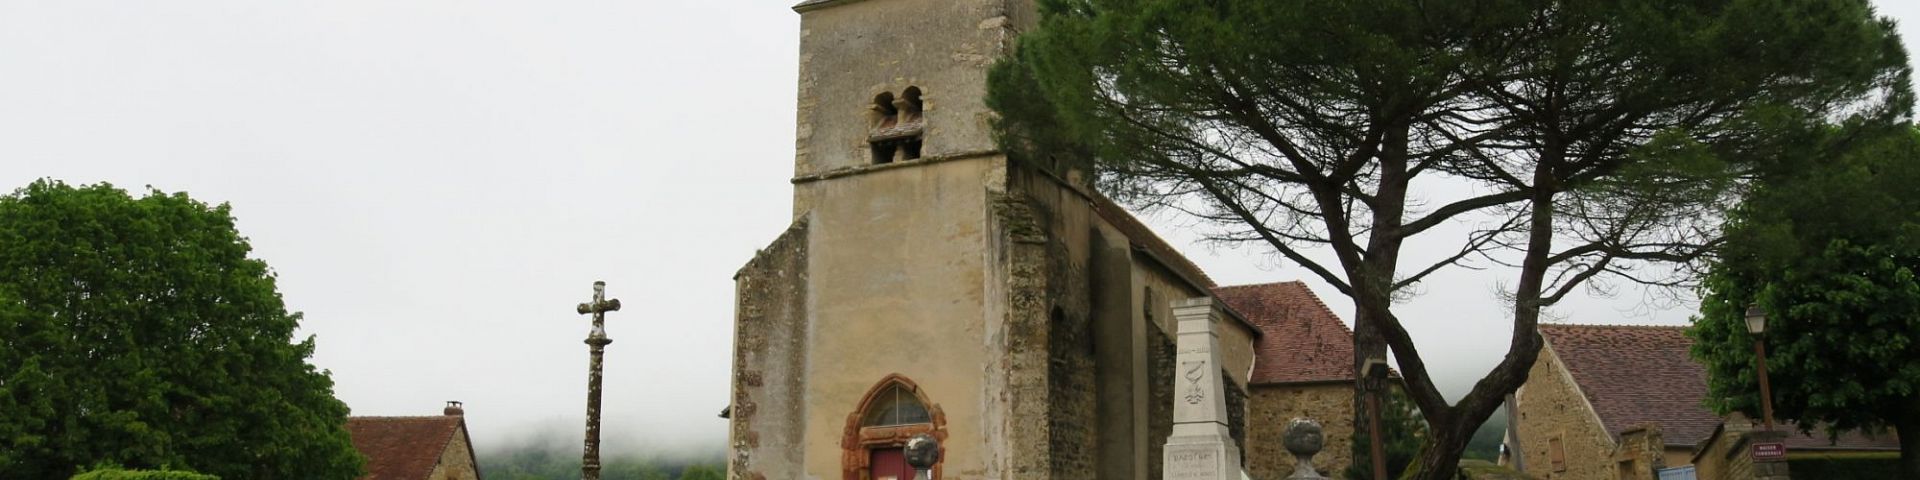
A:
841 374 947 480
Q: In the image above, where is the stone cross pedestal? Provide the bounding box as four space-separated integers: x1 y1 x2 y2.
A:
1164 297 1243 480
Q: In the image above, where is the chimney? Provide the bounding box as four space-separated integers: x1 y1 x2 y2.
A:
444 401 464 416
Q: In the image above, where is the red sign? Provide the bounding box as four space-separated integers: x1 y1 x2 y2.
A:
1752 442 1787 460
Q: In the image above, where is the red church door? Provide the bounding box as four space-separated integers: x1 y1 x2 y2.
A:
869 448 914 480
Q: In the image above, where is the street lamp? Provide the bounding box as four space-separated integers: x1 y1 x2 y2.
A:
1745 304 1776 431
1362 354 1390 480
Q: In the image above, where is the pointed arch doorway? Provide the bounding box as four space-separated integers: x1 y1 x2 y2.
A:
841 374 946 480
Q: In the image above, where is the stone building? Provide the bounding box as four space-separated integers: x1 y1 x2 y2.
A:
721 1 1373 479
345 402 482 480
1216 282 1360 479
724 0 1258 477
1507 324 1899 480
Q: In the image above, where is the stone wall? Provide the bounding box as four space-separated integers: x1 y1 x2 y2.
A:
726 221 810 480
1512 343 1618 480
1692 423 1749 480
1225 374 1249 467
1089 225 1148 480
994 191 1054 479
1043 235 1098 479
1692 417 1791 480
1246 383 1355 479
1614 424 1666 479
789 0 1025 183
426 426 479 480
1148 325 1176 479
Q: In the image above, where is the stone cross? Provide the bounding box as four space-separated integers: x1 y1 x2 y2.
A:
1164 297 1244 480
575 281 621 480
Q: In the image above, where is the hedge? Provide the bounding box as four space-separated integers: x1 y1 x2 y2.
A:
70 468 220 480
1786 451 1900 478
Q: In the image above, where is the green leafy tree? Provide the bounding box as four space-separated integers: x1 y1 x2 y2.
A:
1690 125 1920 477
0 181 364 479
987 0 1908 477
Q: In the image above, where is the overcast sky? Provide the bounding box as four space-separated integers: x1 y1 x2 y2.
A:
3 0 1916 458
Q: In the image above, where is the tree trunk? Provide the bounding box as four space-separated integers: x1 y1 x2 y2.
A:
1898 407 1920 480
1406 425 1469 480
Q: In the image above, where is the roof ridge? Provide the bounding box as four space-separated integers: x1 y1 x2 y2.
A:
1540 323 1687 330
1215 280 1298 290
1233 281 1355 336
348 415 462 421
1089 194 1216 288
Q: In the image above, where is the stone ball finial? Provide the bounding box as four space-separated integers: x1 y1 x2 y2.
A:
1284 418 1325 455
905 433 940 469
1284 418 1329 479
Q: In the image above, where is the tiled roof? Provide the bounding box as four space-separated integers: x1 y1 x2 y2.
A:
1089 194 1216 289
345 416 465 480
1215 281 1356 385
1088 194 1262 338
1540 324 1723 447
1544 324 1903 451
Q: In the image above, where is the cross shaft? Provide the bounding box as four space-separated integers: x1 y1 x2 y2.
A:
575 281 620 480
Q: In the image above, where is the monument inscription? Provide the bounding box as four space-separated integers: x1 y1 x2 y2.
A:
1166 445 1224 479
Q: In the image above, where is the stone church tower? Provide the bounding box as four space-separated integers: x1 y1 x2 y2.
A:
725 1 1264 479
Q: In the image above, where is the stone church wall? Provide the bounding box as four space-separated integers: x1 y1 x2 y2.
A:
789 0 1030 183
1225 372 1250 465
726 220 810 480
1002 163 1105 479
1147 325 1176 479
992 189 1056 478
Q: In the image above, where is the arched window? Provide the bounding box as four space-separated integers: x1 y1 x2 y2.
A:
842 374 945 480
868 87 926 164
861 384 932 427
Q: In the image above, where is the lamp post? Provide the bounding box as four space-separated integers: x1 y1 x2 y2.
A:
1745 304 1775 431
1362 355 1390 480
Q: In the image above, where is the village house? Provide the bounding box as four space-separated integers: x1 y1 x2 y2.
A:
345 401 483 480
1217 282 1361 479
1507 324 1899 480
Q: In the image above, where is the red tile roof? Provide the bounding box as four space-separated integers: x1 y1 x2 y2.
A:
1546 325 1904 451
345 416 470 480
1215 281 1356 385
1540 324 1724 447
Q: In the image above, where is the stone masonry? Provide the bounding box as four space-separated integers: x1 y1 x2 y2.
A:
1512 341 1619 480
727 221 809 480
1247 385 1354 479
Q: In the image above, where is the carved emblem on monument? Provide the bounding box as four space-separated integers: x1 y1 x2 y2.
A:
1183 360 1208 404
